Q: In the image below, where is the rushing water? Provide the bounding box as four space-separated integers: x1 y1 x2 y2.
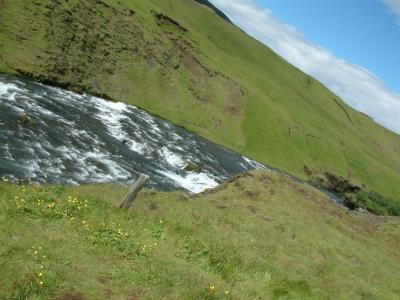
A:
0 74 266 193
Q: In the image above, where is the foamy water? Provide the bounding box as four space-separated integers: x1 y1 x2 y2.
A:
0 74 265 193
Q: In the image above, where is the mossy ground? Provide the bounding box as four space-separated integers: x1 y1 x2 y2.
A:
1 172 399 299
0 0 399 202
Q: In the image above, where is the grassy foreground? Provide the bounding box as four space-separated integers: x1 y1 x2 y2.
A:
1 172 399 299
0 0 400 201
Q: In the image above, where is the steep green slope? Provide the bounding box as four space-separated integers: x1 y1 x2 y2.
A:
0 0 399 200
1 172 400 299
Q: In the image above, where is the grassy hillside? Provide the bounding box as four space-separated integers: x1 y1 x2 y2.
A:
1 172 400 299
0 0 400 201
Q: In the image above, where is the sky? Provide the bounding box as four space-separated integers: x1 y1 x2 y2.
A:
209 0 400 134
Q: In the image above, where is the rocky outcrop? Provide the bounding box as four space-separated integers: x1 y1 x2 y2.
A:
303 168 399 215
303 165 363 209
303 165 360 195
324 172 361 195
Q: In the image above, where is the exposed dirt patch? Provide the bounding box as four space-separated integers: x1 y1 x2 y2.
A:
224 82 245 116
153 11 188 32
55 291 84 300
170 36 245 116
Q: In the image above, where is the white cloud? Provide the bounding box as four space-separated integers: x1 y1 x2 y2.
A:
383 0 400 25
210 0 400 134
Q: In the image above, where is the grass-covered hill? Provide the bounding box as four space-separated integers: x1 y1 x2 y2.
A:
1 172 400 299
0 0 400 202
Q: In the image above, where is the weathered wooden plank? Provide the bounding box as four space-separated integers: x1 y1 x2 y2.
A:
119 173 149 210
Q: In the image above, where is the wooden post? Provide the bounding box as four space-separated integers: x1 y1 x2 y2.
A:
119 173 150 210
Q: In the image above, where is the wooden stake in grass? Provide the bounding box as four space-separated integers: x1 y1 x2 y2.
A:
119 173 150 210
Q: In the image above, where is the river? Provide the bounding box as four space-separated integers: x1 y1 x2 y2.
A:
0 74 266 193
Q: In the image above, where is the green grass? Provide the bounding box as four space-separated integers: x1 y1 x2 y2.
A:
0 62 15 74
1 172 400 299
1 2 399 298
0 0 399 201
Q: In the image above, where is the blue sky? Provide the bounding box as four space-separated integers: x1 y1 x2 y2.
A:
255 0 400 94
210 0 400 133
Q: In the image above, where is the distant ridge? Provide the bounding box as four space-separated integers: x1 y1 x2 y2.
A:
193 0 232 23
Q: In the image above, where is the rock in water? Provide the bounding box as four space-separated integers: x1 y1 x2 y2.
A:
183 162 202 173
18 113 31 124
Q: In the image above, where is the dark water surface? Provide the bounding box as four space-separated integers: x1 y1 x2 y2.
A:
0 74 266 193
